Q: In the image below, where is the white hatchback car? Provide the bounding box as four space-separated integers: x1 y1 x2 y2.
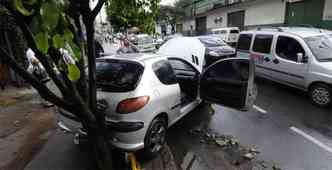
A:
58 53 255 156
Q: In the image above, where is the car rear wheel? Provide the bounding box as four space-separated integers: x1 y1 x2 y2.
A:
309 83 331 107
144 117 167 158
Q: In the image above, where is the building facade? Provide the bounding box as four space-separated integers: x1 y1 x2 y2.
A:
180 0 332 35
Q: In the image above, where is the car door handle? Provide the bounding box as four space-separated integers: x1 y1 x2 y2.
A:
272 59 279 64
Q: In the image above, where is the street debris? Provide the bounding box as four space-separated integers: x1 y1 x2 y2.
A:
243 153 255 160
13 120 20 126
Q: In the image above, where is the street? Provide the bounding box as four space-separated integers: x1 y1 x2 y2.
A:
167 78 332 170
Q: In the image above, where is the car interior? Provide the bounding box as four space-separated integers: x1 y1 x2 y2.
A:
168 58 199 106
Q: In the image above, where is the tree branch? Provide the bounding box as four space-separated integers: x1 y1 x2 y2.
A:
0 47 76 113
90 0 105 19
11 11 70 98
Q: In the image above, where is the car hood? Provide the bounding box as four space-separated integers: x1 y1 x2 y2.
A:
206 46 235 56
320 62 332 72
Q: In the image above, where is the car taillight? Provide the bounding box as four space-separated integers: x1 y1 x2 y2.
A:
116 96 149 114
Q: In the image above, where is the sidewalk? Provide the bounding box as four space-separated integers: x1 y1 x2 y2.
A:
0 87 56 170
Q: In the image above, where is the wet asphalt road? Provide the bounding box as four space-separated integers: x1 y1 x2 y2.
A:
167 78 332 170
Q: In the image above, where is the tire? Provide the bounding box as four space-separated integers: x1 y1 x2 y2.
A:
143 117 167 158
309 83 332 107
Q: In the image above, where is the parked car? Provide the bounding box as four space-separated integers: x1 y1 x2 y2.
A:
237 27 332 107
211 27 240 47
58 53 255 157
158 36 236 69
131 34 156 53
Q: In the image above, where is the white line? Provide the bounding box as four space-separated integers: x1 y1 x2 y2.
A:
253 105 267 114
290 126 332 154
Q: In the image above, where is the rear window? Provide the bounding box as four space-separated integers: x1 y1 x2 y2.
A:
230 30 239 33
237 34 252 51
96 59 144 92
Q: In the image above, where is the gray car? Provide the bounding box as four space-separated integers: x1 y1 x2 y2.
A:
58 53 255 157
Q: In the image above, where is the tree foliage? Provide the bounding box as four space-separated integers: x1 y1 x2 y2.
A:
0 0 122 169
105 0 160 34
157 5 185 30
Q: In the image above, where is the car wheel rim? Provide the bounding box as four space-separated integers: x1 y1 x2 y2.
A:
149 123 166 153
312 87 330 105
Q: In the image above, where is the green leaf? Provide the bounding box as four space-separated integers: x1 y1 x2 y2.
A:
63 29 74 41
67 64 80 82
40 2 60 30
63 41 81 62
23 0 37 5
34 32 49 54
52 34 64 49
0 8 7 16
14 0 33 16
69 42 81 61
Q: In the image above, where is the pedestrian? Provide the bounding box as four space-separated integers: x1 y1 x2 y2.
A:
116 38 139 54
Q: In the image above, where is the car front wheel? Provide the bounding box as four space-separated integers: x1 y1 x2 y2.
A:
144 117 167 158
309 83 332 107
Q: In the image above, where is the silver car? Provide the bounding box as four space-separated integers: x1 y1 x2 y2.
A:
58 53 255 156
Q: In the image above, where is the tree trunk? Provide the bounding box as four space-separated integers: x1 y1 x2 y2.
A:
85 20 97 113
83 17 114 170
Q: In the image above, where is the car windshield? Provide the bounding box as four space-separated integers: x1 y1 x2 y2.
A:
305 35 332 62
96 59 144 92
199 37 227 47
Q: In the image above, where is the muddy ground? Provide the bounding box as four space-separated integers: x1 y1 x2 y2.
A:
0 87 56 170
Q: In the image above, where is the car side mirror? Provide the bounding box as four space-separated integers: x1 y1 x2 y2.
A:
297 53 304 63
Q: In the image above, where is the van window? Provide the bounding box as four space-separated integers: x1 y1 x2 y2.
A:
253 34 273 54
237 34 252 51
230 30 239 33
276 36 305 62
152 60 177 85
96 59 144 92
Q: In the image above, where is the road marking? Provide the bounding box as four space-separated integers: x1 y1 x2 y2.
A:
253 105 267 114
290 126 332 154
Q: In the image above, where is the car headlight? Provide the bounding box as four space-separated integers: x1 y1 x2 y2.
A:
208 51 219 57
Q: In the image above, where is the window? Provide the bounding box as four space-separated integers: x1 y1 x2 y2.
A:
276 36 305 62
152 60 177 85
305 35 332 62
230 30 239 33
96 59 144 92
168 59 195 72
237 34 252 51
252 34 273 54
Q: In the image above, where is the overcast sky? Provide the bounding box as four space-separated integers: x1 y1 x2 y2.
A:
160 0 177 6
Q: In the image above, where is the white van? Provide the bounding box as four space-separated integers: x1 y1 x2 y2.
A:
237 27 332 107
211 27 240 46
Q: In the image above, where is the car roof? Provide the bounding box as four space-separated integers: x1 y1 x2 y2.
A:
99 53 164 63
241 27 326 38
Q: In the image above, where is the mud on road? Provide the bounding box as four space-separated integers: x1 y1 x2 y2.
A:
0 87 56 170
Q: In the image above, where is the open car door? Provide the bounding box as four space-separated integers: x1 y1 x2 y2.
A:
200 58 256 110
